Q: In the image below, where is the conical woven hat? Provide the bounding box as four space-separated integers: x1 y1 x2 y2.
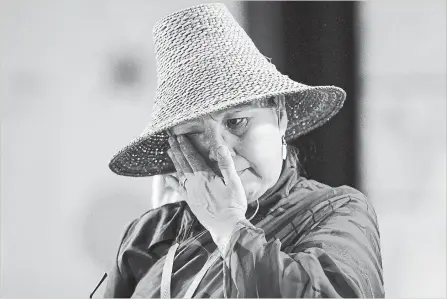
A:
109 3 346 177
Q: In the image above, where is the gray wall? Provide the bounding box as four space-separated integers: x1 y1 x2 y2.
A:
359 1 446 297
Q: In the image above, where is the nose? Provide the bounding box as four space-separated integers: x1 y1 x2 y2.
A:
209 144 237 162
203 121 236 163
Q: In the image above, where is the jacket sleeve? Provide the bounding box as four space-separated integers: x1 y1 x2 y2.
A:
102 202 189 298
103 219 139 298
222 192 385 298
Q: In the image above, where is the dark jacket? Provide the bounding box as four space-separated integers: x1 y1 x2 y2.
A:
103 148 385 298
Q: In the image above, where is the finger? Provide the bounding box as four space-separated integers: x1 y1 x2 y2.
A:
166 176 188 198
167 148 185 178
165 175 183 194
169 136 193 174
177 135 211 172
216 145 239 186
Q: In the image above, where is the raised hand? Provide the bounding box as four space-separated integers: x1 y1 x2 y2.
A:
165 134 248 252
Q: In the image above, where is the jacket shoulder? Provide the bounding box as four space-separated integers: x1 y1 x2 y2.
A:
117 201 191 261
293 179 378 224
103 201 192 298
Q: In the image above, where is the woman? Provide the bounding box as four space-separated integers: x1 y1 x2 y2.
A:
101 3 384 298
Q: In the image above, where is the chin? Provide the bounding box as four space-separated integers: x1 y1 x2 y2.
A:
246 193 258 204
241 173 274 204
244 184 262 204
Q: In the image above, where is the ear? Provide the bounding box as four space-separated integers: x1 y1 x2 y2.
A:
276 94 288 136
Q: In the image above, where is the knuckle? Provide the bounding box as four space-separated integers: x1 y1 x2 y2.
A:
218 161 231 168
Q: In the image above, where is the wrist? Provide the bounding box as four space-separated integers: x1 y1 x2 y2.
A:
211 215 253 255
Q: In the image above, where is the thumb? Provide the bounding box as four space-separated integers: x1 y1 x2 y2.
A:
216 145 238 185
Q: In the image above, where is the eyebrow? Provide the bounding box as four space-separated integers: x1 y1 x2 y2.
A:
224 96 277 112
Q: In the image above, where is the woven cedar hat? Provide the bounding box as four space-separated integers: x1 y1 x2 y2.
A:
109 3 346 177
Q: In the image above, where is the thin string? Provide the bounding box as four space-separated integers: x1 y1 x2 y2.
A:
173 199 258 299
89 272 108 298
161 242 180 299
247 198 259 221
183 249 221 298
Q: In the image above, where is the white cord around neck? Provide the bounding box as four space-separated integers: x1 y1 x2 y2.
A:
247 198 259 221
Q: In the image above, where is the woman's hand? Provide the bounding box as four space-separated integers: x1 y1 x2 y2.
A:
165 134 248 252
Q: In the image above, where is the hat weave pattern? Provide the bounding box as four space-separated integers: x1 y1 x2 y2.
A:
109 3 346 177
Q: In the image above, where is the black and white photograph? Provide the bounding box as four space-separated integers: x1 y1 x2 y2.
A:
1 1 446 298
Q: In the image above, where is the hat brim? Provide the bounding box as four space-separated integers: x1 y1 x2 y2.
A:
108 85 345 177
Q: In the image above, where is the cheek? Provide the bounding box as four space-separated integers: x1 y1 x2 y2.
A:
239 126 283 182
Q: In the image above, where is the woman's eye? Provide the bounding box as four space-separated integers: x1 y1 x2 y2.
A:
225 118 248 130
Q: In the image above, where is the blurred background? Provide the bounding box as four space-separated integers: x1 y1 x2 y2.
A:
1 1 445 298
